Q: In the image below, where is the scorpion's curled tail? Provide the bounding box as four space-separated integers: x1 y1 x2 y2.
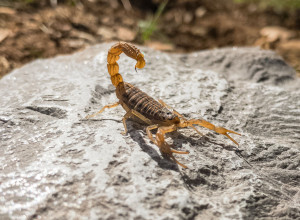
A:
107 42 146 87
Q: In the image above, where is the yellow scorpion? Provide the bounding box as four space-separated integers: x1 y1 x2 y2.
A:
86 42 241 168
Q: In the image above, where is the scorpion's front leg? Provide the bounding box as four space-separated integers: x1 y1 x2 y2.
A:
146 124 159 143
147 124 189 168
182 119 241 146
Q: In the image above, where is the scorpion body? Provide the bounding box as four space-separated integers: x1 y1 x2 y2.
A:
118 82 177 124
86 42 241 168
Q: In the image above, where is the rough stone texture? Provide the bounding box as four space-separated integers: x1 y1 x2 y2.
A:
0 44 299 220
185 47 297 86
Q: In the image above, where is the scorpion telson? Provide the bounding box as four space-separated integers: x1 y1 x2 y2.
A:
86 42 241 168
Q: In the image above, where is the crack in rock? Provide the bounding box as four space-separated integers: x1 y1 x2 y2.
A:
26 106 67 119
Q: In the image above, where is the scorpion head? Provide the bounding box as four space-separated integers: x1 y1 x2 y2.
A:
163 110 180 124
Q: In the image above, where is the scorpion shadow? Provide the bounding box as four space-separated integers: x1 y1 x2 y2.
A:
83 118 250 182
127 120 221 171
128 120 251 174
82 117 181 170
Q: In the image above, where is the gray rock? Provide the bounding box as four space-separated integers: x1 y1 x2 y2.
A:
0 44 299 220
179 47 297 86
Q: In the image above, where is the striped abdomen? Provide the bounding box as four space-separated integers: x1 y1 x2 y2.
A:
120 82 175 122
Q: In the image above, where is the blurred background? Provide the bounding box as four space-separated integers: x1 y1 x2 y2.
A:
0 0 299 78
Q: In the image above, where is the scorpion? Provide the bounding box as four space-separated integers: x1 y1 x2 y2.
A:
86 42 241 168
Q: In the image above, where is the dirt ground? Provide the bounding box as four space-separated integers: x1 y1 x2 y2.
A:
0 0 299 78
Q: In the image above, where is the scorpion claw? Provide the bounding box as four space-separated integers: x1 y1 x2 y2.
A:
215 127 241 146
224 133 239 146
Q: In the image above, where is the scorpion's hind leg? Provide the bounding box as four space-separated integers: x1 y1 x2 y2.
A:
85 102 120 119
183 119 241 146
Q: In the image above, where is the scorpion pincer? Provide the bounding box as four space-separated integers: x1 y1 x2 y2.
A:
86 42 241 168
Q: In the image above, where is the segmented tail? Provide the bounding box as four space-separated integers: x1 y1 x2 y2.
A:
107 42 146 87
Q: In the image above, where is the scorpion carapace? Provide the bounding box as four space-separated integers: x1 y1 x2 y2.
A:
86 41 241 168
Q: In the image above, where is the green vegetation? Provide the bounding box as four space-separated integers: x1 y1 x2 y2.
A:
234 0 300 11
138 0 168 42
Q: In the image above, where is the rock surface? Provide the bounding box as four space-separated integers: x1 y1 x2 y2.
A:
0 44 299 220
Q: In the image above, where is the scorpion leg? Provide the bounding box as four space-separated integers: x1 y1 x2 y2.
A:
158 99 204 136
146 124 159 143
183 119 241 146
121 109 152 135
122 109 188 167
85 102 119 119
131 109 152 125
156 125 189 168
146 123 189 168
121 110 134 135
